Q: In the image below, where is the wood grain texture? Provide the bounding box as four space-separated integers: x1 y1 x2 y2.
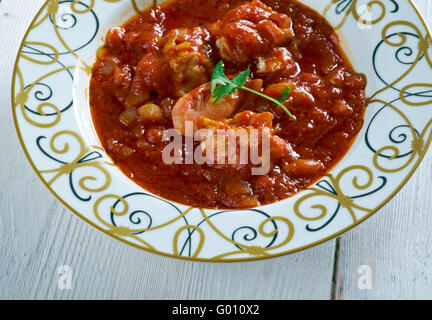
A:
333 0 432 300
1 0 431 301
0 0 336 300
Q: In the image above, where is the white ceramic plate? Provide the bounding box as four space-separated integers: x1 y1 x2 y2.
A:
12 0 432 261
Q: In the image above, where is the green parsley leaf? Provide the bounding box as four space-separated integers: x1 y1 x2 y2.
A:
210 61 295 120
210 61 230 93
210 61 252 104
274 86 291 105
231 67 250 87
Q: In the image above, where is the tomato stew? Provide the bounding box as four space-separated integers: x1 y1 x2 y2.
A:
90 0 367 209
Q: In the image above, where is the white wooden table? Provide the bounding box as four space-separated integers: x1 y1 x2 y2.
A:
0 0 431 300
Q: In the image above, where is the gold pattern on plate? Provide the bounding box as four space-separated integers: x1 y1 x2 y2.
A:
38 131 114 193
324 0 387 31
294 166 375 224
369 20 432 101
10 0 432 261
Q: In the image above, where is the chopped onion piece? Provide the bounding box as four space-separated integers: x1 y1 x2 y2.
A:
138 103 164 123
119 108 137 126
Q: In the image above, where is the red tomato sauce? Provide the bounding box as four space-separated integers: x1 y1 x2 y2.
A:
89 0 367 209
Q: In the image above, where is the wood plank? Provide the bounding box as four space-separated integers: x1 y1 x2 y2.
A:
334 0 432 300
0 0 336 300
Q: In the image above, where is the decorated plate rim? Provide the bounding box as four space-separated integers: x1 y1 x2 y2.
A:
11 0 432 262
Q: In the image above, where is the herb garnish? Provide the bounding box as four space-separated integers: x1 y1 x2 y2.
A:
210 61 295 120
